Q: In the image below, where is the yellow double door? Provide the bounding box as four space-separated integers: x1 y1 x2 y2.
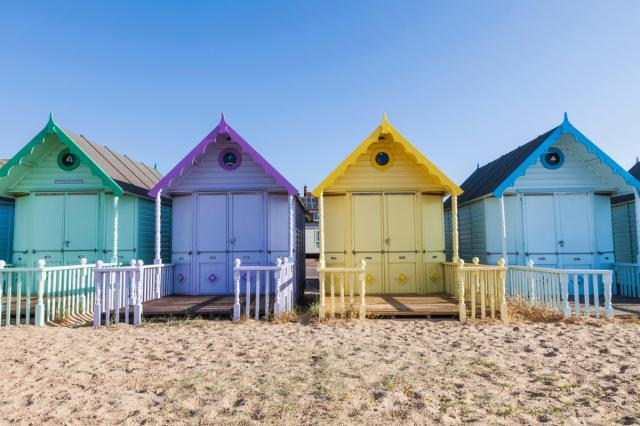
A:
352 193 419 294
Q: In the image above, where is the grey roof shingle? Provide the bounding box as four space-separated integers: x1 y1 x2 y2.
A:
611 162 640 205
446 127 558 207
62 128 162 197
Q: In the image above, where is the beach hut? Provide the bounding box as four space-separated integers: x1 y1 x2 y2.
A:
446 113 640 272
0 115 171 267
311 114 462 296
611 163 640 264
148 114 305 306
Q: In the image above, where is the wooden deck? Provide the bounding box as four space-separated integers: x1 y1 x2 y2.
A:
325 293 460 317
142 296 237 317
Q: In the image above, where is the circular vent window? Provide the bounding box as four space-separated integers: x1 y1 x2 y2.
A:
57 149 80 171
219 148 242 171
541 147 564 170
371 149 394 170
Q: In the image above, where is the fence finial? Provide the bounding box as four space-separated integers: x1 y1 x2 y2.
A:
96 260 104 269
527 259 534 268
472 257 479 265
80 257 87 266
37 259 46 268
0 260 6 269
130 259 136 266
497 258 506 267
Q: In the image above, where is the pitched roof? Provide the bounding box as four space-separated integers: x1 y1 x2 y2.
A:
149 114 298 197
449 113 640 207
0 116 162 197
629 162 640 180
311 114 462 197
450 127 558 206
62 128 162 194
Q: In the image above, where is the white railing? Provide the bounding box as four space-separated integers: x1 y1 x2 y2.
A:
233 257 295 321
0 259 116 327
444 258 508 323
93 260 174 327
317 260 367 320
507 261 613 319
614 263 640 298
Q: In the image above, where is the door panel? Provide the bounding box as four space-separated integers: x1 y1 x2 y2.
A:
385 194 417 252
231 193 262 252
353 194 383 292
173 263 192 295
197 256 227 294
324 195 346 257
422 195 445 254
268 194 289 258
33 195 65 266
197 194 227 253
388 262 417 294
523 195 557 266
172 195 193 256
557 194 592 260
65 194 99 265
354 253 383 294
424 262 444 293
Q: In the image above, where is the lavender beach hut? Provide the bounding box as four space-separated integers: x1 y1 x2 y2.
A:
149 114 305 318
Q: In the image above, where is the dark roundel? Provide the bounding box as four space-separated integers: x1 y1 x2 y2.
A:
57 149 80 171
541 147 564 170
375 151 390 167
219 148 242 171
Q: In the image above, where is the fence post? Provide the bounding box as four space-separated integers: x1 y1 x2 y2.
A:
497 258 508 321
34 259 47 327
93 260 104 327
604 273 614 319
457 259 466 323
274 258 283 317
0 260 4 323
134 260 144 325
319 268 326 320
154 262 162 300
560 273 571 319
78 258 88 315
527 259 536 304
359 259 367 319
233 259 241 321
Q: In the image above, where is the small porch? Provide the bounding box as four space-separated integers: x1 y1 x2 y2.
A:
324 293 459 317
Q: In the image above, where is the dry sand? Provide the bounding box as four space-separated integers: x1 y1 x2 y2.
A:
1 317 639 425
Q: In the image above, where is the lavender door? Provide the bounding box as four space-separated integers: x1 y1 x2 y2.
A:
230 193 264 290
196 194 228 295
172 195 193 295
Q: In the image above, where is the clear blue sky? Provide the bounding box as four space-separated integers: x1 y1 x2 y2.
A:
1 1 639 190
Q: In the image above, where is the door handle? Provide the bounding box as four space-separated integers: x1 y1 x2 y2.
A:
558 240 565 248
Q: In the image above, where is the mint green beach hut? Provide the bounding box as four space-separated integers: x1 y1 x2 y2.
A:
0 116 171 268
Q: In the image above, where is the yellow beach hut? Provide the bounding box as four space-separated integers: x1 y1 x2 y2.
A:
311 114 462 314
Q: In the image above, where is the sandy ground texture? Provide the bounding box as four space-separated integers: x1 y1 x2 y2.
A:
1 318 639 425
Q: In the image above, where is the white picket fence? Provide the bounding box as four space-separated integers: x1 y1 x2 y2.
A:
317 260 367 319
614 263 640 298
93 260 174 327
233 257 295 321
0 259 119 327
444 258 508 322
507 261 613 319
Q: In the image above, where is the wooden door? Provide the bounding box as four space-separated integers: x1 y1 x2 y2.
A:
556 193 593 269
523 194 558 268
172 195 193 295
385 194 417 294
32 194 65 266
230 193 264 287
196 194 228 295
422 195 445 293
352 194 384 294
64 193 99 264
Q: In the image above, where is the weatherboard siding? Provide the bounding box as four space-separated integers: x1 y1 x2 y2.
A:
168 141 283 193
137 198 172 264
456 200 487 264
327 142 448 193
508 134 627 193
485 195 523 265
612 201 637 263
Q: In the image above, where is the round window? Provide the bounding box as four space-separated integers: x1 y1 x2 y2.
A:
218 148 242 171
370 149 394 170
57 149 80 171
541 147 564 170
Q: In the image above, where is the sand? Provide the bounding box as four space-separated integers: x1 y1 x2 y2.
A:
1 318 639 425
